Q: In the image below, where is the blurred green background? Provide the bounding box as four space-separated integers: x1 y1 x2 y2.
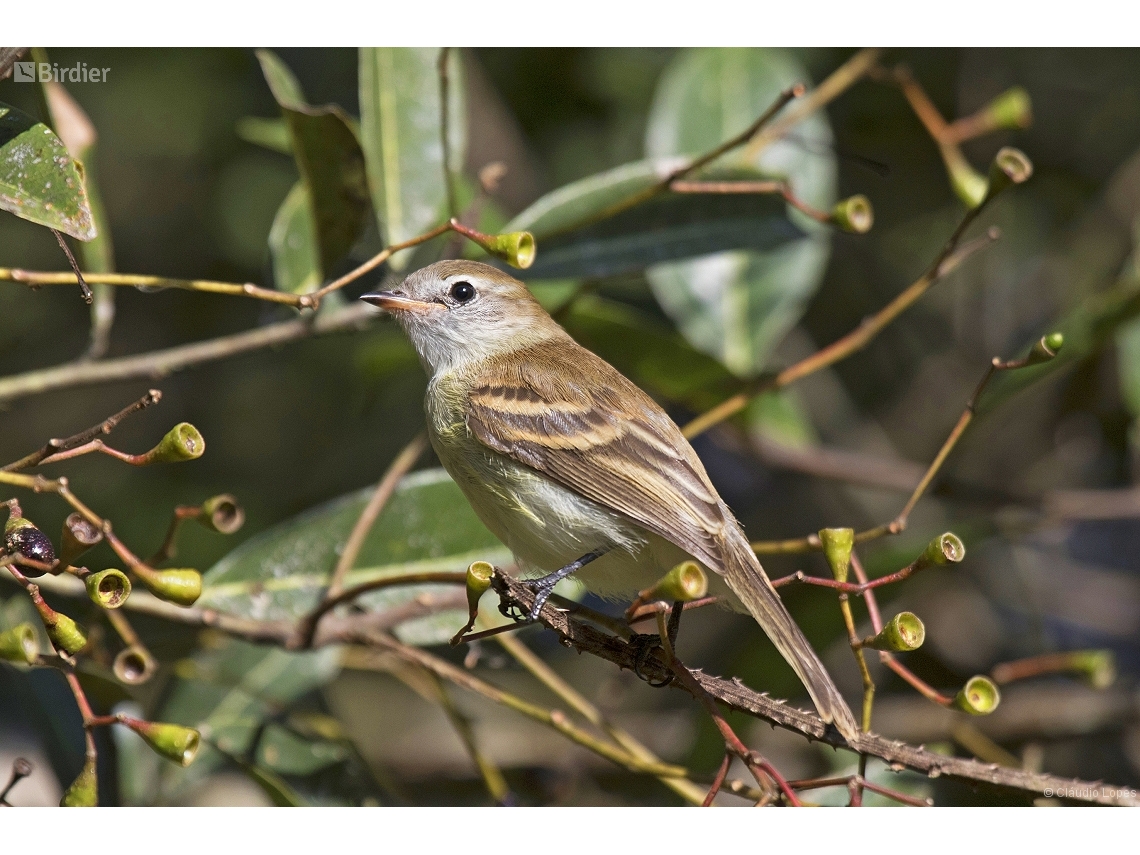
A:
2 48 1139 806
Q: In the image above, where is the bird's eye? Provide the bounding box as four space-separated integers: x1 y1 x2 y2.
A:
449 281 476 304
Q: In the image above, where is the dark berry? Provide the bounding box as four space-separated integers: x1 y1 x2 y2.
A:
5 520 57 577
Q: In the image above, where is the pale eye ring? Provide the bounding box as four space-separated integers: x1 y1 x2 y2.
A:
450 281 475 303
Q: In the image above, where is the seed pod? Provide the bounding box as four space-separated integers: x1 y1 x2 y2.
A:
450 219 536 269
829 195 873 234
862 612 926 652
0 623 38 664
198 494 244 534
60 755 98 807
133 566 202 606
914 532 965 571
141 423 205 463
819 528 855 583
954 675 1001 715
642 561 708 603
982 147 1033 205
983 86 1032 131
5 516 57 578
31 595 87 655
1025 333 1063 366
113 645 158 685
85 568 132 609
58 513 103 568
124 718 200 767
465 560 494 615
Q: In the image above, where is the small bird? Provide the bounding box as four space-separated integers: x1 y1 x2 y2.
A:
362 260 857 738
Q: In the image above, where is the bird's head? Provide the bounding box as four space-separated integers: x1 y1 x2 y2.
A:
361 260 562 374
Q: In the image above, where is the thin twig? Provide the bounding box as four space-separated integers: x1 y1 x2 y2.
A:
494 630 707 805
3 390 162 472
754 347 1021 556
326 433 428 600
0 303 373 406
541 85 804 241
741 48 883 161
51 230 91 304
682 225 1001 440
427 671 514 804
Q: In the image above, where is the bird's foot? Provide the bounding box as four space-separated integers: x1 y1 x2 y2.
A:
628 633 673 687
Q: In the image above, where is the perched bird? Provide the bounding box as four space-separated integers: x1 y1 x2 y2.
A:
362 260 857 738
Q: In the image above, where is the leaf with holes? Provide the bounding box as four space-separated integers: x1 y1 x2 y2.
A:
0 100 95 239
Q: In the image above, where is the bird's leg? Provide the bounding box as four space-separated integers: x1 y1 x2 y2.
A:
666 599 684 647
521 548 610 621
630 600 684 687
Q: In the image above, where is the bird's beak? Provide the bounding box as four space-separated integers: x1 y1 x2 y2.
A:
360 290 444 314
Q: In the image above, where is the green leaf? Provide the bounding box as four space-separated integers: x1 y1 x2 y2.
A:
255 50 370 280
200 468 509 645
647 239 830 376
1118 317 1140 418
122 639 341 804
236 116 292 154
256 722 348 776
268 182 321 294
643 48 838 375
506 158 802 279
0 100 95 240
358 47 465 269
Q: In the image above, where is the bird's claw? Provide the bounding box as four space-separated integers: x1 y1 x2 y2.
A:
628 633 673 687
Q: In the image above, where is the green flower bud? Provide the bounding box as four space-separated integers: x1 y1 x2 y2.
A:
829 195 874 234
984 86 1032 131
644 561 708 603
954 675 1001 715
484 231 536 270
819 527 855 583
132 566 202 606
451 560 496 645
60 755 98 806
198 494 244 534
1069 650 1116 690
0 623 38 665
450 219 536 269
914 532 965 571
465 560 494 614
950 161 988 209
125 718 201 767
113 645 158 685
32 597 87 655
1025 332 1064 366
142 422 205 463
982 147 1033 204
85 568 132 609
58 513 103 568
863 612 926 652
5 516 57 578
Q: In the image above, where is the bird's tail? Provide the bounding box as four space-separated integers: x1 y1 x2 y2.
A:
719 528 859 740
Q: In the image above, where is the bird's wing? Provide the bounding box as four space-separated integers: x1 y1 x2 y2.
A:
463 338 730 571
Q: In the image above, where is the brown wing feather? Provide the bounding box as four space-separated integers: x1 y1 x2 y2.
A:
465 338 729 573
464 336 860 739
